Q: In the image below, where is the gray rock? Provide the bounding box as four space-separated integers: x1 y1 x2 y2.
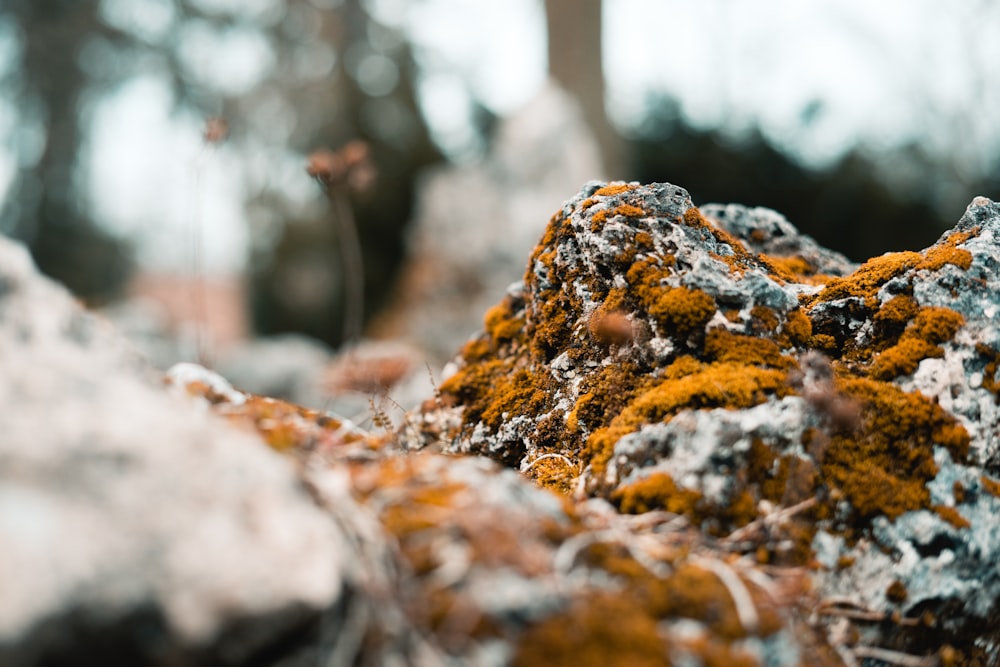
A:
416 181 1000 661
0 236 348 665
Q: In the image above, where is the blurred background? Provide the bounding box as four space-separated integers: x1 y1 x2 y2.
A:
1 0 998 414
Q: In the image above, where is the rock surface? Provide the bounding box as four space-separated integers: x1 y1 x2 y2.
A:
7 181 1000 667
0 238 348 665
414 182 1000 665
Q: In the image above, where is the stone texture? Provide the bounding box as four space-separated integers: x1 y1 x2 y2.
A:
9 181 1000 666
0 237 348 665
412 182 1000 665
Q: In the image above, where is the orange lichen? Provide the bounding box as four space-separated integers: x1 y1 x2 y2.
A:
656 563 752 640
216 393 372 452
681 208 767 275
869 307 964 380
590 209 610 229
933 505 970 529
749 305 780 334
586 361 791 474
484 298 526 344
704 328 795 369
511 592 670 667
593 204 646 231
822 377 969 524
918 229 976 272
920 245 973 272
782 309 813 347
480 368 552 431
593 183 638 197
635 230 654 249
761 254 829 285
612 472 702 515
980 475 1000 498
975 343 1000 398
886 580 909 604
808 251 923 305
646 286 716 339
568 361 647 434
524 455 578 495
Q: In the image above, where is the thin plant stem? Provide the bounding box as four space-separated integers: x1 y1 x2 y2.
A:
328 182 365 348
190 146 211 366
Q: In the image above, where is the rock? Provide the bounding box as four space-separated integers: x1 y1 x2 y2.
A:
0 237 348 665
413 182 1000 664
11 181 1000 665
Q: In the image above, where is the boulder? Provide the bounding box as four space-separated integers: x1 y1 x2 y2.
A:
413 181 1000 664
10 179 1000 666
0 237 348 665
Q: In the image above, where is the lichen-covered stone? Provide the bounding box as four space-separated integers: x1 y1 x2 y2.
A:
0 239 349 665
10 180 1000 666
412 182 1000 664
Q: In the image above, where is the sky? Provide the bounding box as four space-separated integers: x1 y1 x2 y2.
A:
3 0 999 274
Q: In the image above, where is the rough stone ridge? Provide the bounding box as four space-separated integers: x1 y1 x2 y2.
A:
413 181 1000 664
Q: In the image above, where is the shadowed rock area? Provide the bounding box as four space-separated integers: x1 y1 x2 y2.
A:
4 181 1000 666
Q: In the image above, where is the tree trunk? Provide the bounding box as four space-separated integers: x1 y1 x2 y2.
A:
544 0 626 179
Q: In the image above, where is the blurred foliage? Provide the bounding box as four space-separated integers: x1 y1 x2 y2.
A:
245 0 442 348
0 0 441 330
628 97 1000 262
0 0 134 304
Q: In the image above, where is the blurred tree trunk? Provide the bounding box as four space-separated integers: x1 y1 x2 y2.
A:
544 0 625 179
1 0 131 303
